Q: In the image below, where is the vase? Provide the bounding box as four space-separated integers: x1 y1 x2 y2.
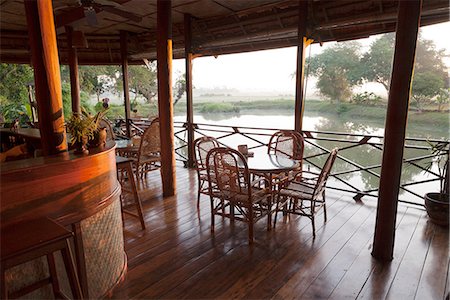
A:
74 136 89 155
425 192 449 226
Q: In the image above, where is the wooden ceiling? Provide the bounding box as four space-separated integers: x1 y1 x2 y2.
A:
1 0 449 65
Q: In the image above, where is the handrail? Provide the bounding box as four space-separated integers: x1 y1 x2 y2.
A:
122 118 449 207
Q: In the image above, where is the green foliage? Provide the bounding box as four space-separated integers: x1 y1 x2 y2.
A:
435 88 450 111
361 33 395 90
411 72 445 111
128 64 157 103
199 102 240 113
351 92 382 106
173 73 186 105
65 108 107 145
308 42 362 102
316 67 353 102
0 64 34 122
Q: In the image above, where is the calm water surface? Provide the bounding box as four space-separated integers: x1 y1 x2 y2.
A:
175 110 449 205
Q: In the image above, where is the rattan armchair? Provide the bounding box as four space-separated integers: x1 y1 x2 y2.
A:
193 136 220 209
206 147 272 244
133 118 161 178
274 148 338 237
267 130 304 184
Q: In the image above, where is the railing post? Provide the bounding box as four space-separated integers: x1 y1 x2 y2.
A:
185 13 195 168
372 0 422 261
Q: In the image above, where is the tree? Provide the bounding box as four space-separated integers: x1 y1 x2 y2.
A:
308 41 362 102
0 64 34 122
362 33 448 100
361 33 395 91
411 72 445 112
128 64 158 103
173 73 186 105
435 88 450 112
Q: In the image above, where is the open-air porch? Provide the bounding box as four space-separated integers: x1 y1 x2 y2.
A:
1 0 449 299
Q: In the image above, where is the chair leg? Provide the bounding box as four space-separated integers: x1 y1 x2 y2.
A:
311 215 316 239
197 180 202 210
248 208 254 244
60 240 83 299
47 253 62 298
323 203 327 222
210 196 215 233
127 163 145 230
1 263 8 299
267 195 272 231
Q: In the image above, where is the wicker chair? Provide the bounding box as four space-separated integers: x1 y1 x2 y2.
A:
267 130 304 184
274 148 338 237
206 147 271 244
194 136 220 209
132 118 161 178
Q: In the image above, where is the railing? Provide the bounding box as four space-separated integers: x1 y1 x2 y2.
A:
174 121 448 207
123 118 449 207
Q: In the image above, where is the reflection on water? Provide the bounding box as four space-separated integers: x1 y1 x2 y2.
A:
174 110 448 204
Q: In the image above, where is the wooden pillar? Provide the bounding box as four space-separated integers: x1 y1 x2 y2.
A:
65 26 81 115
294 0 308 132
24 0 67 156
372 0 422 261
120 31 132 138
184 14 195 168
157 0 176 196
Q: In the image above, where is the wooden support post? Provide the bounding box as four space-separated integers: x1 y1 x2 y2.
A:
65 26 81 115
185 14 195 168
294 0 308 132
24 0 67 156
121 31 132 138
372 0 422 261
157 0 176 196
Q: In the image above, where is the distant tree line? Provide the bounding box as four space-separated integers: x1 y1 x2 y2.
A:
307 33 449 111
0 61 186 122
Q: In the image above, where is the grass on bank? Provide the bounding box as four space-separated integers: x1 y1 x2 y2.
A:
102 99 448 128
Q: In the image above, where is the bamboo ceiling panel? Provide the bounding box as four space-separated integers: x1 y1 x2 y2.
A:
0 0 448 64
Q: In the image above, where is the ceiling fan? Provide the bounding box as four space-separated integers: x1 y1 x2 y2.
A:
56 0 142 27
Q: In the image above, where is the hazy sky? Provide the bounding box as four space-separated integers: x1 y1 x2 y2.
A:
173 22 450 94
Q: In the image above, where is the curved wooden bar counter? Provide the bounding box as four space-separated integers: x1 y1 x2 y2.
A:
1 142 125 299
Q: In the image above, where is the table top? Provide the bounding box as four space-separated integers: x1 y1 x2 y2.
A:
240 153 300 173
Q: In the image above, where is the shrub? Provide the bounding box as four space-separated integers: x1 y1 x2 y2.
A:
351 92 382 106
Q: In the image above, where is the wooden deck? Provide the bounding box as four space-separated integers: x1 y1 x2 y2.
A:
112 166 449 300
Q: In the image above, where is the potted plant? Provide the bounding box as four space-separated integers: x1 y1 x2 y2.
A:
66 108 107 154
424 142 449 226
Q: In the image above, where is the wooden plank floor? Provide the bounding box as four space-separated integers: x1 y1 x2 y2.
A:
112 166 449 300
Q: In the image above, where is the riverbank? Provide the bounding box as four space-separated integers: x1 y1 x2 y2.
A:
182 100 449 128
106 99 449 128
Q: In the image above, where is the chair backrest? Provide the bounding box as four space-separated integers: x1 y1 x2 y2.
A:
138 118 160 159
268 130 304 160
206 147 251 199
99 118 115 141
313 148 339 199
194 136 219 170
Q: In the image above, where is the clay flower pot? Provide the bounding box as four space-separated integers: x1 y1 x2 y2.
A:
425 192 449 226
74 136 89 155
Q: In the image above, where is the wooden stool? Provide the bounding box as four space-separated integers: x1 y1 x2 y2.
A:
1 218 83 299
116 155 146 230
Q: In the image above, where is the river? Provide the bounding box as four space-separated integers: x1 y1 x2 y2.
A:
174 109 449 205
